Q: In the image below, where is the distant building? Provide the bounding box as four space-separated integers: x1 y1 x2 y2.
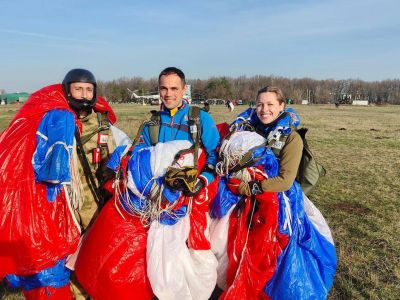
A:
352 100 369 106
0 92 30 105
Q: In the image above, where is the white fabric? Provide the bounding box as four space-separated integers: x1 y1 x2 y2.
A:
125 140 194 198
147 215 218 300
110 125 132 146
220 131 266 158
209 206 235 290
303 192 334 245
217 131 266 175
150 140 193 177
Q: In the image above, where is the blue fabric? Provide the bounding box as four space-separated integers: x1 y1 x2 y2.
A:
112 143 184 224
162 185 181 204
32 109 75 201
106 144 130 171
210 146 279 218
159 205 188 225
129 148 154 197
139 103 220 184
210 177 242 218
5 259 70 291
264 183 337 300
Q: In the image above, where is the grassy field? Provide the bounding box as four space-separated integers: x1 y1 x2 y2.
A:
1 104 399 299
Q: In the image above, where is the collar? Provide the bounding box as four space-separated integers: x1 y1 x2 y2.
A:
161 99 188 116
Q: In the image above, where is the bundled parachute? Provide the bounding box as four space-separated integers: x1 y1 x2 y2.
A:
210 130 337 299
75 140 218 300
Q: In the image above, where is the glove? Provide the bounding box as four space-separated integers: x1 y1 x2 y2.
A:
238 180 263 196
96 162 116 186
183 178 205 197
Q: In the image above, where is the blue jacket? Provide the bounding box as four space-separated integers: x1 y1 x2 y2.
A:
139 102 220 184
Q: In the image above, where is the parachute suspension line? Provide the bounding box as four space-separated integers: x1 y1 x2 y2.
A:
69 141 85 211
282 192 293 236
63 141 85 232
229 197 258 298
216 136 245 176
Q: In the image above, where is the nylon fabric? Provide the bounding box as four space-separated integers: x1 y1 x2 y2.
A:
211 129 337 299
147 215 218 300
74 201 153 300
77 139 217 299
0 84 115 285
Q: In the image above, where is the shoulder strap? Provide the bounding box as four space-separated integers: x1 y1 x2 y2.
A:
74 127 104 207
80 112 110 145
264 126 294 157
188 106 202 169
148 110 161 146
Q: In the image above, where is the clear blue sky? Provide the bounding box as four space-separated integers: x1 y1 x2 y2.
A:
1 0 399 92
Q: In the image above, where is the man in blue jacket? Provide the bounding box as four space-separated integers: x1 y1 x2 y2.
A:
139 67 220 195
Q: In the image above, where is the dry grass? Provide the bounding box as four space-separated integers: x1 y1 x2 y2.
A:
1 104 400 299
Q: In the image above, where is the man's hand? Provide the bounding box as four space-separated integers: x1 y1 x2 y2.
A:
183 178 205 197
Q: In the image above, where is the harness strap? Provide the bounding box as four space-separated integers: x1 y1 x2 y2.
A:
74 127 103 207
148 110 161 146
80 112 110 145
188 106 201 170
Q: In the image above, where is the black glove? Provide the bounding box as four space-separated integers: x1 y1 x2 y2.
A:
183 178 205 197
95 162 116 186
238 180 263 196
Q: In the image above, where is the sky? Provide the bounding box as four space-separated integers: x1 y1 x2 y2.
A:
0 0 399 93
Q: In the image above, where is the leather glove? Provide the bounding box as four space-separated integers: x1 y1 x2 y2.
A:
96 162 116 186
238 180 263 196
183 178 205 197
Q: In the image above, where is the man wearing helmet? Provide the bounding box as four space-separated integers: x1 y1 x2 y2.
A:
0 68 118 299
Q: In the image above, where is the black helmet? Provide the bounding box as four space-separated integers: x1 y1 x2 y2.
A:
62 68 97 112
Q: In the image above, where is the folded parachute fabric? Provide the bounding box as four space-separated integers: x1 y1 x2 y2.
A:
210 130 337 300
77 140 218 300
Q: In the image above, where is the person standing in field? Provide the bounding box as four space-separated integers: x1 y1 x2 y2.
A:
210 86 337 299
0 69 118 299
74 67 221 300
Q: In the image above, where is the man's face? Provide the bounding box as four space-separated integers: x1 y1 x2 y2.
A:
69 82 94 101
159 74 187 110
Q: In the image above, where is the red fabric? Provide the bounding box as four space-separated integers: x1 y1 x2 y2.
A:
188 177 220 250
0 84 116 277
186 150 219 250
221 168 290 299
75 200 154 300
216 122 230 141
95 96 117 124
22 285 73 300
0 84 79 277
226 177 241 194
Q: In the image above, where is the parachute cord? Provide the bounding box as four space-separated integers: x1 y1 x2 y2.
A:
229 197 257 298
69 141 85 211
216 136 248 176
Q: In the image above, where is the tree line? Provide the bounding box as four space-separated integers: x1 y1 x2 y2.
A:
97 76 400 104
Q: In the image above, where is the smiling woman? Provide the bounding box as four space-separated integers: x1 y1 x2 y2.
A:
255 86 286 125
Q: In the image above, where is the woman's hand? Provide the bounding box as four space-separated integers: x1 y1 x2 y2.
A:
228 178 263 196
